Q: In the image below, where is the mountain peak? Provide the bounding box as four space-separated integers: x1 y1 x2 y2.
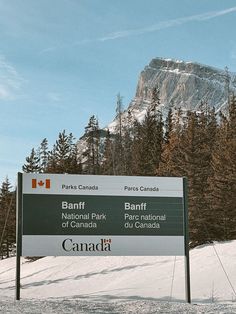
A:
147 57 232 77
131 57 236 114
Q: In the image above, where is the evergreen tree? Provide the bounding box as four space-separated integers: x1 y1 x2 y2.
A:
210 95 236 240
116 93 123 140
158 108 183 176
67 132 82 174
55 130 71 172
122 110 134 175
48 130 80 174
113 94 125 175
46 146 58 173
130 119 143 175
101 129 115 175
176 109 217 247
83 116 101 174
132 88 163 176
177 112 203 246
22 148 41 173
38 138 49 172
0 178 16 259
164 107 174 144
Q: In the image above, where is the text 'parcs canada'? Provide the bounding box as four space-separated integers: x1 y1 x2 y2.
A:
124 185 159 192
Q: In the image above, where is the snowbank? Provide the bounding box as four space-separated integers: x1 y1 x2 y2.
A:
0 241 236 313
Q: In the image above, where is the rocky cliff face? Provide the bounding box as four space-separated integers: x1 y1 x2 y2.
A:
78 57 236 157
108 58 236 131
130 57 236 113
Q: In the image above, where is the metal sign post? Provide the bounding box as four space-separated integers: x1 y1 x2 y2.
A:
183 177 191 303
16 172 22 301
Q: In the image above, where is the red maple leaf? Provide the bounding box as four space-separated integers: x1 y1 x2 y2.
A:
38 180 44 187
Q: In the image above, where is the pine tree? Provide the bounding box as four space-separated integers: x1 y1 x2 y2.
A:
175 109 218 247
164 107 174 144
22 148 41 173
130 119 143 175
132 88 163 176
0 178 16 259
48 130 80 174
198 107 217 240
83 116 101 174
210 95 236 240
55 130 71 172
46 146 58 173
112 94 125 175
226 94 236 239
101 129 115 175
158 107 183 176
178 112 203 246
67 132 82 174
122 110 134 175
38 138 49 172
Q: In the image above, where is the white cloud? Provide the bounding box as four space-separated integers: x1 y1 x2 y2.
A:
39 46 58 55
48 92 62 102
86 6 236 43
40 6 236 53
0 55 24 100
0 85 9 99
196 6 236 21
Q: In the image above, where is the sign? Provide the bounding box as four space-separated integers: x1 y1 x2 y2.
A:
20 174 186 256
16 173 191 303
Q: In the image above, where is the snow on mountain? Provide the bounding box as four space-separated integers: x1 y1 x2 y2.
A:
132 57 236 111
107 57 236 132
0 241 236 313
77 57 235 151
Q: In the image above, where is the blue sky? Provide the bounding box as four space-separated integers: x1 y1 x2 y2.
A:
1 0 236 185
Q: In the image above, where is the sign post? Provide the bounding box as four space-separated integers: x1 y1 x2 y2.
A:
16 174 190 302
16 172 22 301
183 177 191 303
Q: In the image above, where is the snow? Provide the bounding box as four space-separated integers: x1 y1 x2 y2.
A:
1 241 236 313
152 57 236 77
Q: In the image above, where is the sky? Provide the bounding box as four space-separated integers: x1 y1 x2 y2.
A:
1 0 236 185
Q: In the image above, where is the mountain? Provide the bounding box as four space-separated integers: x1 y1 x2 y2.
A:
108 57 236 131
78 57 236 156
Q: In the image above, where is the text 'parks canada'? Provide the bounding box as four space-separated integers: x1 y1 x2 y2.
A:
62 184 98 191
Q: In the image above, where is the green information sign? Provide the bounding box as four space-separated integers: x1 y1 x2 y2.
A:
16 173 191 303
17 173 188 256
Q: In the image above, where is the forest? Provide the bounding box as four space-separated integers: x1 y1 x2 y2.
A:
0 89 236 258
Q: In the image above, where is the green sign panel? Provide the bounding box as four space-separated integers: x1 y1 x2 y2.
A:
20 174 187 256
23 195 184 236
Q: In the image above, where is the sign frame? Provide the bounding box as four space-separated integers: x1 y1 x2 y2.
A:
16 173 191 303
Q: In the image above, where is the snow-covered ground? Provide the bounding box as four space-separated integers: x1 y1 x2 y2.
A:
1 241 236 313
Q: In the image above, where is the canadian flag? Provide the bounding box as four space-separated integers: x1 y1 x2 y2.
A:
32 179 51 189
